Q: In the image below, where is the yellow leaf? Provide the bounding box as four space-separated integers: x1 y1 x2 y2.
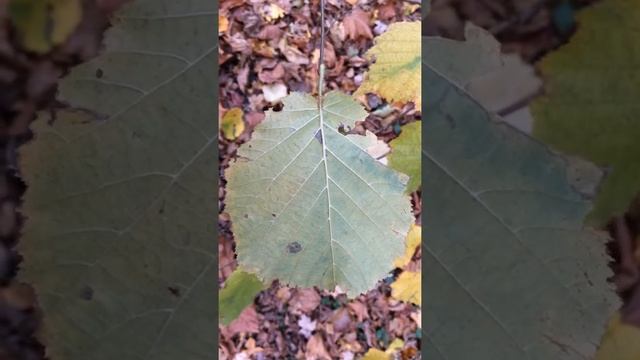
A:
596 312 640 360
51 0 82 45
264 4 285 22
9 0 81 53
362 339 404 360
355 21 421 107
219 14 229 34
362 349 389 360
394 224 421 268
386 338 404 354
391 271 421 306
221 108 245 140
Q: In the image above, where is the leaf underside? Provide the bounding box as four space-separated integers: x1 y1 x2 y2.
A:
225 91 413 297
423 32 618 359
19 1 217 359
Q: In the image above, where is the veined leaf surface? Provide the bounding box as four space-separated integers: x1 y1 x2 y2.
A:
19 1 217 359
226 91 413 297
423 29 618 359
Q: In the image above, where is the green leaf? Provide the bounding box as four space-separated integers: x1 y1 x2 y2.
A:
389 121 421 193
225 91 414 297
423 30 618 358
19 1 217 359
531 0 640 224
219 270 264 326
355 21 421 107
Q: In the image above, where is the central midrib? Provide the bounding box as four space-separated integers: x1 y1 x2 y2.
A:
318 106 338 287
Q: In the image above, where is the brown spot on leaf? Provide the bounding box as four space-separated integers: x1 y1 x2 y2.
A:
287 241 302 254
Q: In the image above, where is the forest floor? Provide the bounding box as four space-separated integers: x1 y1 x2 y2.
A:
0 0 637 359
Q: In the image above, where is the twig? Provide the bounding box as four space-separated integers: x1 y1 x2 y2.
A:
318 0 326 104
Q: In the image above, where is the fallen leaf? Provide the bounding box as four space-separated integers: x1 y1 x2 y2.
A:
219 14 229 34
388 121 421 193
221 107 245 140
258 63 285 83
362 348 388 360
330 307 352 333
391 271 420 306
596 312 640 360
305 334 332 360
342 8 373 40
263 3 285 22
355 21 420 107
298 314 317 338
348 301 369 322
225 305 260 335
290 288 321 314
219 269 264 325
9 0 82 53
394 224 421 268
531 0 640 224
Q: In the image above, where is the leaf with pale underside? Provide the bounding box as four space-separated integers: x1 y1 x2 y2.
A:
355 21 421 107
19 1 217 359
423 29 618 359
225 91 413 297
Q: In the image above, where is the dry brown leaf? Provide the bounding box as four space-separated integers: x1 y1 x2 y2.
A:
329 307 353 333
348 301 369 322
257 25 284 41
225 305 260 334
305 334 332 360
219 15 229 34
280 40 310 65
258 63 285 83
290 288 321 314
342 8 373 40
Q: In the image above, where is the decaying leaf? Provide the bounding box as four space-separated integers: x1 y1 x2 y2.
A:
355 22 420 107
394 223 421 268
391 271 420 306
388 121 421 194
221 107 245 140
226 91 413 296
423 28 618 359
19 0 217 358
532 0 640 224
219 269 265 325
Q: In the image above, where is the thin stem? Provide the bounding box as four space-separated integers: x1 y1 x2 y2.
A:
318 0 326 105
